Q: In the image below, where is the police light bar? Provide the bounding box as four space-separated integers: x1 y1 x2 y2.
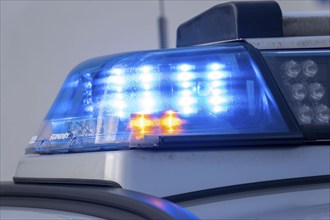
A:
27 42 305 154
26 1 329 154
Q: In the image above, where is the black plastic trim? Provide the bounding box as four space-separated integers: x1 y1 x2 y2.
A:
242 41 303 134
157 132 303 148
260 48 330 141
164 175 330 203
13 177 122 188
0 182 198 220
176 1 283 47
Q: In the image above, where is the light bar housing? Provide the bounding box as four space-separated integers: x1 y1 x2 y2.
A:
26 42 303 154
262 49 330 140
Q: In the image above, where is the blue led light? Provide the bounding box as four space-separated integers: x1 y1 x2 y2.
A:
110 75 125 85
140 66 154 83
178 64 194 72
212 89 223 96
208 63 224 71
212 81 222 87
179 96 196 106
181 107 195 115
115 93 124 99
209 96 227 105
108 68 124 75
207 70 226 80
27 43 290 153
178 72 195 81
140 65 153 73
82 73 93 114
141 73 153 83
114 100 126 109
180 81 193 88
181 90 192 96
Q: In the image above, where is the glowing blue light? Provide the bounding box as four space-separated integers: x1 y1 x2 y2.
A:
143 84 151 90
109 68 124 75
84 82 92 89
143 91 152 98
117 111 125 118
82 73 93 114
140 106 154 114
178 72 195 81
114 100 126 109
115 87 123 92
140 66 154 88
212 89 224 96
181 90 192 96
208 63 225 71
208 71 226 80
178 64 194 72
179 96 196 106
85 106 94 112
182 107 195 115
142 99 155 108
141 72 153 83
140 92 156 112
213 105 225 113
140 65 152 73
209 96 227 105
115 93 123 99
181 82 193 88
109 76 124 85
212 81 223 87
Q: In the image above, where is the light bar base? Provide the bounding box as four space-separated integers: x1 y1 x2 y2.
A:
15 145 330 197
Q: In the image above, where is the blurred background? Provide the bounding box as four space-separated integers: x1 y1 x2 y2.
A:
1 0 329 181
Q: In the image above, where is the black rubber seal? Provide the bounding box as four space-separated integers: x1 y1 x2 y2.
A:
13 177 122 188
164 175 330 203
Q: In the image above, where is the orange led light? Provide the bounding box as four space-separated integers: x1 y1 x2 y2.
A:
160 110 182 134
130 113 154 139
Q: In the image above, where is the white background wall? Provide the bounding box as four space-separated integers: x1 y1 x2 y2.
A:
1 0 329 181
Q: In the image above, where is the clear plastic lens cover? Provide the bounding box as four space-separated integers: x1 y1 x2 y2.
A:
262 49 330 138
27 44 289 153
